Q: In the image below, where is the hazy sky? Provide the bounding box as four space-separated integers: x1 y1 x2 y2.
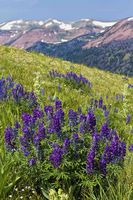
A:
0 0 133 22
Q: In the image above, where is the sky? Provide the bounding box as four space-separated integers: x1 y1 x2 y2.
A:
0 0 133 23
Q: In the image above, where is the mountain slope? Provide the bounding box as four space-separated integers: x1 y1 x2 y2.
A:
84 17 133 48
28 17 133 76
0 45 133 101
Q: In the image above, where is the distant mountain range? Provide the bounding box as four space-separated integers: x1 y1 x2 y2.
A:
0 17 133 75
0 18 116 48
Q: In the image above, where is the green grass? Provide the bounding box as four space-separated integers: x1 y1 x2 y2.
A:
0 45 133 199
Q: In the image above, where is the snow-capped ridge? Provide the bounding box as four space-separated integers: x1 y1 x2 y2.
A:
93 20 117 28
127 17 133 21
44 19 73 30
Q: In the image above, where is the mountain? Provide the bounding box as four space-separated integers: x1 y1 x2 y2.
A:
0 19 116 48
84 17 133 48
1 17 133 75
28 17 133 76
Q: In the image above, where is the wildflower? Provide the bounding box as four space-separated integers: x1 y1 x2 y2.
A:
86 110 96 131
86 148 95 174
21 113 33 127
4 127 15 150
12 84 25 102
72 133 79 141
55 109 64 123
49 144 63 168
14 121 21 129
33 123 45 145
32 107 44 120
28 157 36 166
92 132 100 149
53 114 62 137
44 105 53 117
128 144 133 151
104 110 109 118
100 155 107 176
55 99 62 110
68 109 78 128
63 138 70 153
100 122 110 139
98 96 103 108
126 114 131 125
119 141 126 159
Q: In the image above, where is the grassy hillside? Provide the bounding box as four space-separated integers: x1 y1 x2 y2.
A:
1 45 133 102
1 45 133 200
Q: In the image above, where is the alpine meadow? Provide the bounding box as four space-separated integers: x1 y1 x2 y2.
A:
0 45 133 199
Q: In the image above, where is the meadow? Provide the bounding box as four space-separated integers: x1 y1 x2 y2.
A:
0 45 133 200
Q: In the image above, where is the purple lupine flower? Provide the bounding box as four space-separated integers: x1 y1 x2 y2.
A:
49 70 91 89
86 110 96 132
72 133 79 141
55 109 64 123
44 105 53 117
98 96 103 108
126 114 131 125
79 114 86 134
102 144 111 163
79 124 85 134
28 91 38 107
21 113 33 126
52 114 62 137
92 132 100 149
110 134 119 161
86 148 95 174
94 99 98 108
49 144 63 168
103 105 107 111
14 121 21 129
55 99 62 111
68 109 78 127
21 146 30 157
32 107 44 121
78 107 82 114
63 138 70 153
104 110 109 118
4 127 15 150
12 84 25 102
100 155 107 176
128 84 133 88
79 114 86 122
119 141 126 159
38 122 45 136
33 123 45 145
28 157 36 166
20 135 29 148
129 144 133 151
122 95 124 101
116 95 119 101
100 122 110 139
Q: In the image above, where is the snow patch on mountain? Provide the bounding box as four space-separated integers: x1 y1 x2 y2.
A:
45 22 53 27
45 19 73 30
59 23 73 30
93 21 116 28
61 39 68 42
128 17 133 21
